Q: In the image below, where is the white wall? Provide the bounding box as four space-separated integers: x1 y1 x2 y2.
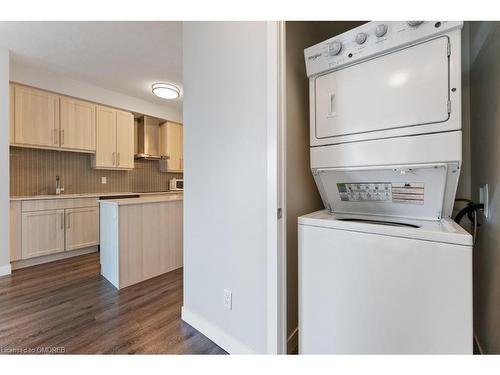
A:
10 59 182 123
182 22 277 354
0 48 10 275
469 21 500 354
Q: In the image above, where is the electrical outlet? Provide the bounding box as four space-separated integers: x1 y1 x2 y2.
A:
101 176 107 184
223 289 232 310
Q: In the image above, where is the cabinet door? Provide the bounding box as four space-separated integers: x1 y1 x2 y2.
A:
60 96 96 151
9 84 14 144
22 209 65 259
166 122 183 172
65 207 99 251
178 124 184 170
14 85 60 147
116 110 134 169
95 105 117 168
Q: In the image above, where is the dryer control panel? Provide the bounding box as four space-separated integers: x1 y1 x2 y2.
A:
305 21 463 77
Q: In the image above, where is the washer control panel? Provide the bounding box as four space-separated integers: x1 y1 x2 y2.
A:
304 21 463 77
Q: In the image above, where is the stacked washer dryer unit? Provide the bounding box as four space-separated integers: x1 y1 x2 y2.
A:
299 21 472 354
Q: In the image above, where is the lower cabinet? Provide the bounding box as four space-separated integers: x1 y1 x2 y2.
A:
65 207 100 251
22 209 65 259
16 198 100 261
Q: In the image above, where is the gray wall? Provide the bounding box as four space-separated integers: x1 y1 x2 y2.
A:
0 48 9 275
469 21 500 354
182 22 271 354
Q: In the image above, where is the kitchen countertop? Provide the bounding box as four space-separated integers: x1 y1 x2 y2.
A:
10 191 183 201
99 194 183 206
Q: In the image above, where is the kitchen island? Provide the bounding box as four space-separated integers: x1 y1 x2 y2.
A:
99 194 183 289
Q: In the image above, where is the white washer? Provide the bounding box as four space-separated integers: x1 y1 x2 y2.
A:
299 211 472 354
300 21 473 354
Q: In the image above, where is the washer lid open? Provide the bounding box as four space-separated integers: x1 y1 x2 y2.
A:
312 163 450 221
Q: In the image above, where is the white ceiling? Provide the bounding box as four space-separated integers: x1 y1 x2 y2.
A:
0 21 182 112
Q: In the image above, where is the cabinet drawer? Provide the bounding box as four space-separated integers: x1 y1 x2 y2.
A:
22 197 99 212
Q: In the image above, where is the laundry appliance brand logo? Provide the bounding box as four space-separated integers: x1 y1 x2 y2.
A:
308 52 322 61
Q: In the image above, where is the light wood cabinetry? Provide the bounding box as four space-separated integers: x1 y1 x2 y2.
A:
22 209 65 259
10 201 22 262
60 96 96 151
14 85 60 148
65 207 99 251
12 197 100 262
115 110 135 169
94 106 116 168
93 106 134 170
9 84 15 144
100 198 183 289
160 121 183 172
10 84 134 163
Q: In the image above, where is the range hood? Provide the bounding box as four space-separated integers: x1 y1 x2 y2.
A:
135 116 165 160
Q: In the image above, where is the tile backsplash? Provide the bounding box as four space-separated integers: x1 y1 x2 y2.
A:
10 147 182 196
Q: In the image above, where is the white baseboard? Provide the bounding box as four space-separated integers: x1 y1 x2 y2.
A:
181 306 257 354
0 264 12 277
287 327 298 354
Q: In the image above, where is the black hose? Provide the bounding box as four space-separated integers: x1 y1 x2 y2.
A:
454 203 484 225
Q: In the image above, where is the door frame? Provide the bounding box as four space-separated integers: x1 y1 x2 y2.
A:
266 20 287 354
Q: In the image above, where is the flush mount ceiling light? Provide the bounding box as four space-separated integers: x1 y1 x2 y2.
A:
152 83 180 100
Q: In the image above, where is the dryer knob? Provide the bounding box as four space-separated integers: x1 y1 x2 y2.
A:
355 32 368 44
375 24 388 38
407 21 424 27
329 40 343 56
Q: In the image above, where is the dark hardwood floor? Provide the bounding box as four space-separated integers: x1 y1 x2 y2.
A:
0 253 226 354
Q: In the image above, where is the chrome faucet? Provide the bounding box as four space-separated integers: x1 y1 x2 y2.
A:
55 175 64 195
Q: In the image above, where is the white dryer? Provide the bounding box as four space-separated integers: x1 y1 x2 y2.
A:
300 21 472 354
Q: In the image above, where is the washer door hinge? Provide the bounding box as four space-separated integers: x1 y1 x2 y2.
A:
277 207 283 219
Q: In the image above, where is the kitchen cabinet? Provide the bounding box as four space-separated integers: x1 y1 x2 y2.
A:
100 196 183 289
65 207 99 251
11 84 97 153
93 105 134 170
60 96 96 151
160 121 183 172
9 84 14 144
22 209 65 259
10 201 22 262
12 197 100 262
14 84 60 148
94 106 116 168
115 110 135 169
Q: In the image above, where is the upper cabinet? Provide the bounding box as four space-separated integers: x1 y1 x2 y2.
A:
10 83 136 170
60 96 96 151
160 121 183 172
92 106 134 170
9 84 15 144
11 84 96 153
115 110 135 169
13 84 60 148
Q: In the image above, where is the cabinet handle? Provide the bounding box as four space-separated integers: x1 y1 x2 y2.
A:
112 152 116 166
61 129 65 145
60 213 64 230
117 152 120 166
